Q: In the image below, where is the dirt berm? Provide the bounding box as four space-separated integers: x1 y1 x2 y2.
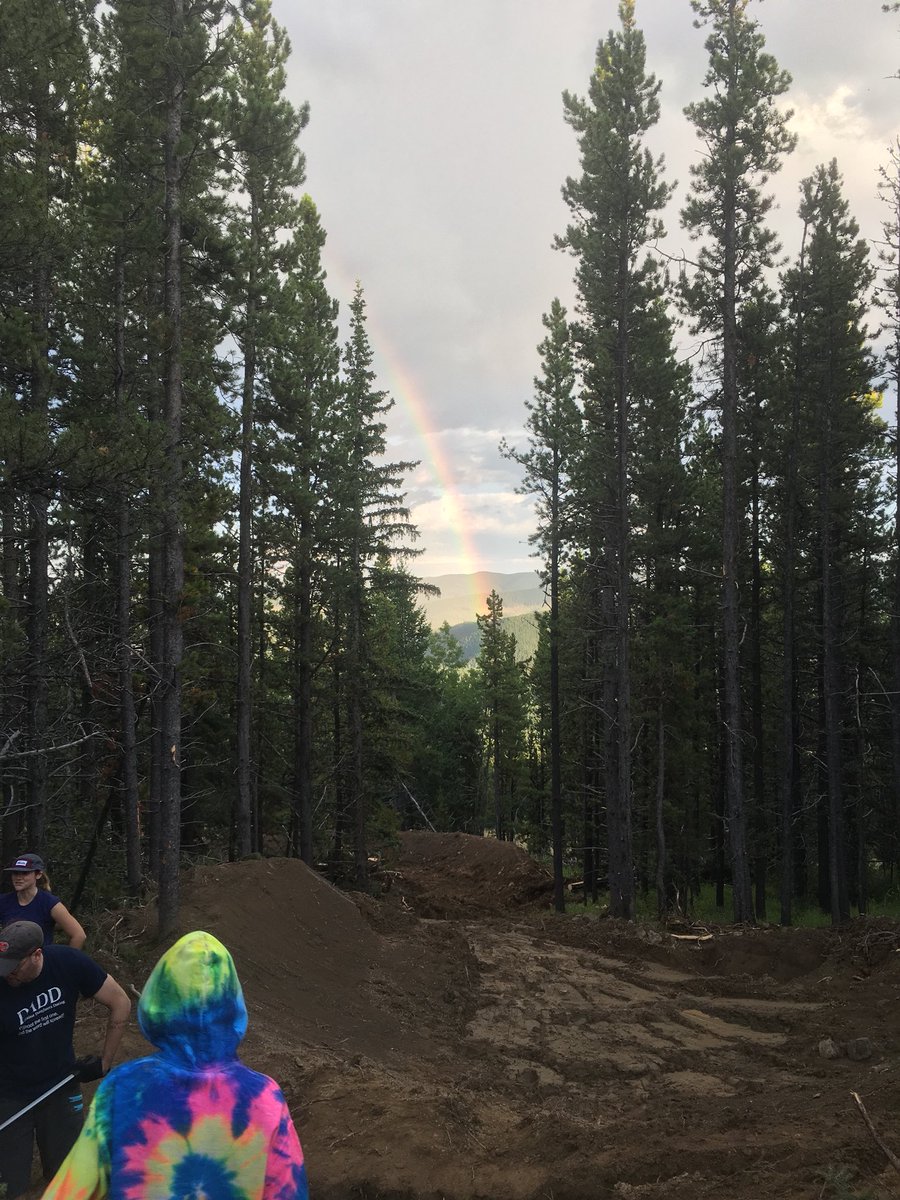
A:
72 832 900 1200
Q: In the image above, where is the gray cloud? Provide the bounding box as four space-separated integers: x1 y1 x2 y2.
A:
274 0 899 574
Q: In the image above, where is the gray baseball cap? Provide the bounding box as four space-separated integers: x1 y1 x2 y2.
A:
0 921 43 976
4 853 46 872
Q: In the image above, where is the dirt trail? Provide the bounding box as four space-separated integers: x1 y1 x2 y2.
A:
68 834 900 1199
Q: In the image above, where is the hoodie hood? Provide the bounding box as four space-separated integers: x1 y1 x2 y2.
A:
137 930 248 1068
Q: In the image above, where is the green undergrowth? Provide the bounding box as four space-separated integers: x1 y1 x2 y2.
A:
564 877 900 927
817 1164 879 1199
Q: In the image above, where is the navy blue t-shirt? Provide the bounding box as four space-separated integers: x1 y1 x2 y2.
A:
0 945 107 1101
0 889 60 946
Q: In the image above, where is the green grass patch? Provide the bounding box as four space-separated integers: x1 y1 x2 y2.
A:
564 876 900 925
816 1164 878 1199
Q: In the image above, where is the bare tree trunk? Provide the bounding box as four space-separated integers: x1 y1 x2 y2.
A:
349 578 366 889
291 551 313 863
655 703 667 920
601 570 619 902
235 198 258 860
879 142 900 895
549 474 564 912
780 210 809 927
330 582 345 875
893 279 900 898
25 81 52 853
252 536 268 852
610 280 634 920
750 465 766 919
779 431 799 925
113 243 142 897
581 631 598 905
147 507 163 882
1 494 24 858
820 414 848 924
156 0 186 938
721 122 753 922
854 555 871 915
714 663 727 910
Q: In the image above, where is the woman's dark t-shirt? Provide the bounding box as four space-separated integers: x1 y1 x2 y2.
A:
0 889 60 946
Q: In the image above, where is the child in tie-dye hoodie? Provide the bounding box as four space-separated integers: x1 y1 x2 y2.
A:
42 930 309 1200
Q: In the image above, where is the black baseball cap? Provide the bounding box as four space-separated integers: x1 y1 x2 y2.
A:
0 922 43 976
4 853 46 873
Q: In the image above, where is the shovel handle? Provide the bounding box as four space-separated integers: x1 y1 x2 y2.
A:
0 1072 77 1134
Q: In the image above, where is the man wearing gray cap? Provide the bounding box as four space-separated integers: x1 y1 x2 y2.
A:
0 920 130 1199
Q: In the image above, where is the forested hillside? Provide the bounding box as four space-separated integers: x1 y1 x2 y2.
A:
1 0 898 937
438 613 540 666
420 571 543 629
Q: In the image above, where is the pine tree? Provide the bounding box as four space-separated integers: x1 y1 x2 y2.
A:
475 591 526 841
75 0 166 896
503 299 578 910
876 140 900 886
559 0 673 918
367 559 438 827
418 625 483 832
681 0 795 922
226 0 308 858
782 161 883 923
0 0 95 855
737 289 787 919
261 196 341 862
628 298 695 917
336 284 418 887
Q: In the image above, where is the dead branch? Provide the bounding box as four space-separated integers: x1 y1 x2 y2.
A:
398 778 436 831
0 730 22 759
64 599 93 694
851 1091 900 1175
0 730 99 759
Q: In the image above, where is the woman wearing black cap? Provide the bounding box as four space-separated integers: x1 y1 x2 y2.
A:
0 853 86 949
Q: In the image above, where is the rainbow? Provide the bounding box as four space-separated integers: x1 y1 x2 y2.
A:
371 335 487 620
325 259 488 623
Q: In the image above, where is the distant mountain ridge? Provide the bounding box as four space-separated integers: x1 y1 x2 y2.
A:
420 571 544 664
420 570 544 630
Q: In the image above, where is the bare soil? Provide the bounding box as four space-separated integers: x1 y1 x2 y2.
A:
68 833 900 1199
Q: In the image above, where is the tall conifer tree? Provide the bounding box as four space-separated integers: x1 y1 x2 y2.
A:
682 0 795 922
876 141 900 881
226 0 308 858
504 300 578 910
0 0 93 854
337 284 417 887
262 197 341 863
559 0 672 918
475 590 525 841
782 161 882 923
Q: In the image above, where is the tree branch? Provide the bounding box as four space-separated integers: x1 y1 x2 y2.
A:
851 1091 900 1175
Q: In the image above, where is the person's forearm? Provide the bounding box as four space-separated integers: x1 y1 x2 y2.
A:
100 999 131 1072
101 1018 128 1072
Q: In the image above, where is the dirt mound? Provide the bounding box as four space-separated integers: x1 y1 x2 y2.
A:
63 857 900 1200
124 858 473 1063
382 830 554 917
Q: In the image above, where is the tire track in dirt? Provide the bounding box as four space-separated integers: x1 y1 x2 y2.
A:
463 925 826 1114
75 844 900 1200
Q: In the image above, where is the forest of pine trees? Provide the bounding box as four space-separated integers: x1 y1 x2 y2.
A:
1 0 898 931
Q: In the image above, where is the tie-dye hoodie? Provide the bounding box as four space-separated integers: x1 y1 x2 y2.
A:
42 931 308 1200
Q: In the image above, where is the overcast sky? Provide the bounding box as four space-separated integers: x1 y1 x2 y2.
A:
270 0 900 578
